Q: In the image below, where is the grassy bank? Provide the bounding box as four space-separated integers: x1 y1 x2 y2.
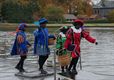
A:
0 23 114 28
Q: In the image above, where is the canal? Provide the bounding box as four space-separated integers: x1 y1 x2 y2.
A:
0 27 114 80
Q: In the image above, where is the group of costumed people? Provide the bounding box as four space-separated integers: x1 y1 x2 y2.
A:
56 20 98 75
11 18 98 75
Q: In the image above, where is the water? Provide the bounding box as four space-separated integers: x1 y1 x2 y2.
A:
0 27 114 80
78 28 114 80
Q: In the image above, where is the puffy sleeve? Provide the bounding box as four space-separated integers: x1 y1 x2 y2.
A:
82 30 96 43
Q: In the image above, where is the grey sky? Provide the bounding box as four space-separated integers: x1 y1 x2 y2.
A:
92 0 101 4
92 0 114 4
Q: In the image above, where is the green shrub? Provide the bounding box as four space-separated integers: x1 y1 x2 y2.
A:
85 19 111 23
107 10 114 22
1 0 39 23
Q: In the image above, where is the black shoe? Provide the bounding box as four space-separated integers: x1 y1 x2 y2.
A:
72 69 78 75
15 66 24 73
39 69 48 74
66 69 72 74
20 68 27 72
19 69 24 72
61 69 65 73
15 66 20 71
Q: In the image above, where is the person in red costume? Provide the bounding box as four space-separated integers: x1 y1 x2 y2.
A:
64 20 98 74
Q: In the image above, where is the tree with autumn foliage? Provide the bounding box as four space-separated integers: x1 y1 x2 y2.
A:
1 0 94 23
44 4 64 22
82 0 93 16
53 0 93 16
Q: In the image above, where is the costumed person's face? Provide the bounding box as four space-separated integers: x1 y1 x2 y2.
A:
23 25 27 31
19 25 26 31
19 28 26 31
60 28 68 34
75 24 81 29
40 23 46 28
73 23 81 29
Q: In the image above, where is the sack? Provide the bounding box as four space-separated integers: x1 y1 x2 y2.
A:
58 54 71 66
67 44 76 51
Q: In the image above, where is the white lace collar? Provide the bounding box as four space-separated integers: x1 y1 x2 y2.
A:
59 32 66 37
71 26 82 33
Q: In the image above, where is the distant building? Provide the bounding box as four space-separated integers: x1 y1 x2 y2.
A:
77 14 100 21
77 15 88 20
63 14 77 22
93 0 114 17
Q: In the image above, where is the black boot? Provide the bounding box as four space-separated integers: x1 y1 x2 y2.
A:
61 66 65 73
15 66 24 72
15 60 21 71
19 59 26 72
16 56 26 72
66 68 72 74
62 69 65 73
15 66 20 71
72 69 78 75
20 68 26 72
38 55 48 74
39 69 47 74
